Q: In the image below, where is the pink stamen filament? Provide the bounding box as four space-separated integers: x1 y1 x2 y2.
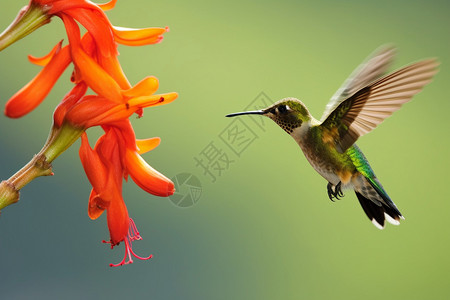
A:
103 218 152 267
128 218 142 242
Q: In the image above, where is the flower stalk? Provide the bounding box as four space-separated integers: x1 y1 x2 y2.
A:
0 122 84 210
0 2 51 52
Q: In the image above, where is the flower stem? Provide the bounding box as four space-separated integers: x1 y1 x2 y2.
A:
0 123 84 211
0 3 51 52
40 123 85 162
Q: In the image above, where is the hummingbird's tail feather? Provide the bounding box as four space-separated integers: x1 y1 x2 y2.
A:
355 190 403 229
365 176 403 218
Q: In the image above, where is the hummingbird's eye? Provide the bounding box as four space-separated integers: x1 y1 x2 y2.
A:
278 105 289 114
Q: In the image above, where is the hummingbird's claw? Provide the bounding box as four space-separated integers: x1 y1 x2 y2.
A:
336 182 344 198
327 182 344 201
327 183 335 201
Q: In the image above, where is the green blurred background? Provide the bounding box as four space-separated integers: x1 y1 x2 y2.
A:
0 0 449 299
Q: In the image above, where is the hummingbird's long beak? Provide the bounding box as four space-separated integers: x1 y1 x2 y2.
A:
225 110 265 117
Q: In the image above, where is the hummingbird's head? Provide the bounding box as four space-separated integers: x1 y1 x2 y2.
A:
226 98 311 134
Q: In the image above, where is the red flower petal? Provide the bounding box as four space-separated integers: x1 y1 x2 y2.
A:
106 193 129 246
46 0 98 14
125 149 174 197
122 76 159 99
107 120 138 154
79 133 109 192
88 189 108 220
96 50 131 90
127 92 178 109
112 26 167 46
65 95 117 128
65 92 177 128
28 40 63 66
5 45 71 118
98 0 118 11
53 82 87 127
63 7 117 57
136 137 161 155
62 14 122 103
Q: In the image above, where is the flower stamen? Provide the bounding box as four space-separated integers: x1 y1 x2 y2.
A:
104 218 152 267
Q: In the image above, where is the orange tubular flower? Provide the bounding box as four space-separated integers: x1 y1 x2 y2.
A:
112 26 168 46
2 0 169 118
0 0 177 267
5 41 71 118
80 122 173 267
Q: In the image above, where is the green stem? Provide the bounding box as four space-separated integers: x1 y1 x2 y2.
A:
40 123 85 162
0 123 84 210
0 3 51 52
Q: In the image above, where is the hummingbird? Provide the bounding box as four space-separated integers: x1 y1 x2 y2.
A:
226 46 438 229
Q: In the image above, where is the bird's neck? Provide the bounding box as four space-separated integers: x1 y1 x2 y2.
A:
290 117 319 144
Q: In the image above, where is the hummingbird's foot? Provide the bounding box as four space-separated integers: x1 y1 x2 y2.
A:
336 182 344 198
327 182 344 202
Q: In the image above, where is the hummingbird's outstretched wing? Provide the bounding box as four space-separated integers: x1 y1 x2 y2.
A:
320 46 396 122
319 58 439 153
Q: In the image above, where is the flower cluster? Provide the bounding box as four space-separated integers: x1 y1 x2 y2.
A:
0 0 177 266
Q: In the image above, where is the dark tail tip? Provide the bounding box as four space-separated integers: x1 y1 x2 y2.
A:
355 192 403 229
